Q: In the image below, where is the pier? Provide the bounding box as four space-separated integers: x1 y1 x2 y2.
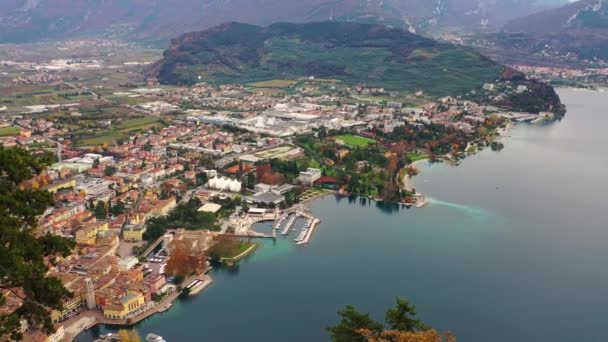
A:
280 214 296 235
296 218 320 245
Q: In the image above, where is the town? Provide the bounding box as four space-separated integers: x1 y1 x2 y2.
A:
0 41 560 342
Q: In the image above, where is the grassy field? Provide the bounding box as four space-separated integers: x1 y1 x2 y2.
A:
78 131 123 146
116 116 163 131
247 87 287 97
209 240 257 261
335 134 377 147
246 80 297 88
0 126 20 137
73 116 166 146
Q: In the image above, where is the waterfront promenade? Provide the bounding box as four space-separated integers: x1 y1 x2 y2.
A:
62 272 212 341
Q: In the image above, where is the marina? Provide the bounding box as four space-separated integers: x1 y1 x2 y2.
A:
270 206 320 244
243 204 322 245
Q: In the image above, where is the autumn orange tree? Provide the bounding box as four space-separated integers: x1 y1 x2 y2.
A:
166 242 204 277
360 329 456 342
255 164 286 185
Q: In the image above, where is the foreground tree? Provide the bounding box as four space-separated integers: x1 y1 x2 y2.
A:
360 329 456 342
385 298 428 332
327 305 383 342
0 148 75 340
328 297 453 342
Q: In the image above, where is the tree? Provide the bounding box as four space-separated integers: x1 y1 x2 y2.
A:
118 329 141 342
104 165 117 176
246 172 255 189
360 329 456 342
0 148 75 338
256 163 286 185
166 243 204 277
318 126 328 140
385 298 428 332
327 305 383 342
110 200 125 217
328 298 439 342
94 201 107 219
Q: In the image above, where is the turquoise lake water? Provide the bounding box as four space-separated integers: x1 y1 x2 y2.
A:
77 88 608 341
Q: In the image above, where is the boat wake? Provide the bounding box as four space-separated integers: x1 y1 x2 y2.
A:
425 198 493 222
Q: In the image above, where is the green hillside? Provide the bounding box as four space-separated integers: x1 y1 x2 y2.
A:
151 22 504 96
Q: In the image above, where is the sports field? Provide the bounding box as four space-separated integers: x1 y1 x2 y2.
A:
335 134 376 147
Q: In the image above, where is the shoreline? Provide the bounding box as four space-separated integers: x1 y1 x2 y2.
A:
402 159 428 193
67 126 519 341
64 271 213 341
221 242 258 264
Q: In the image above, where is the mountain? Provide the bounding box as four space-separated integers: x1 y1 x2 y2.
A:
148 21 563 113
500 0 608 60
0 0 569 43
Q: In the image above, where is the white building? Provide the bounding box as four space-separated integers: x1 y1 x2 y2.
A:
299 168 321 186
207 176 242 193
254 183 274 193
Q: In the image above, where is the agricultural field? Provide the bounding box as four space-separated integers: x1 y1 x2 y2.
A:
335 134 377 147
116 116 164 132
0 126 20 137
246 80 297 88
73 116 166 146
0 85 93 112
77 131 123 146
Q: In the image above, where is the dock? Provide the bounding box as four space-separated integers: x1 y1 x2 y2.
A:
272 214 287 230
186 275 214 296
296 218 320 245
281 214 296 235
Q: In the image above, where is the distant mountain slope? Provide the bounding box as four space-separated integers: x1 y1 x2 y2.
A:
500 0 608 60
148 21 563 113
504 0 607 34
148 21 499 94
0 0 568 43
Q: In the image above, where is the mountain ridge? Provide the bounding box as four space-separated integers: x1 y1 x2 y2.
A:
0 0 569 43
494 0 608 61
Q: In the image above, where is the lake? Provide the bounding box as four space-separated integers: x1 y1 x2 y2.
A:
77 88 608 342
